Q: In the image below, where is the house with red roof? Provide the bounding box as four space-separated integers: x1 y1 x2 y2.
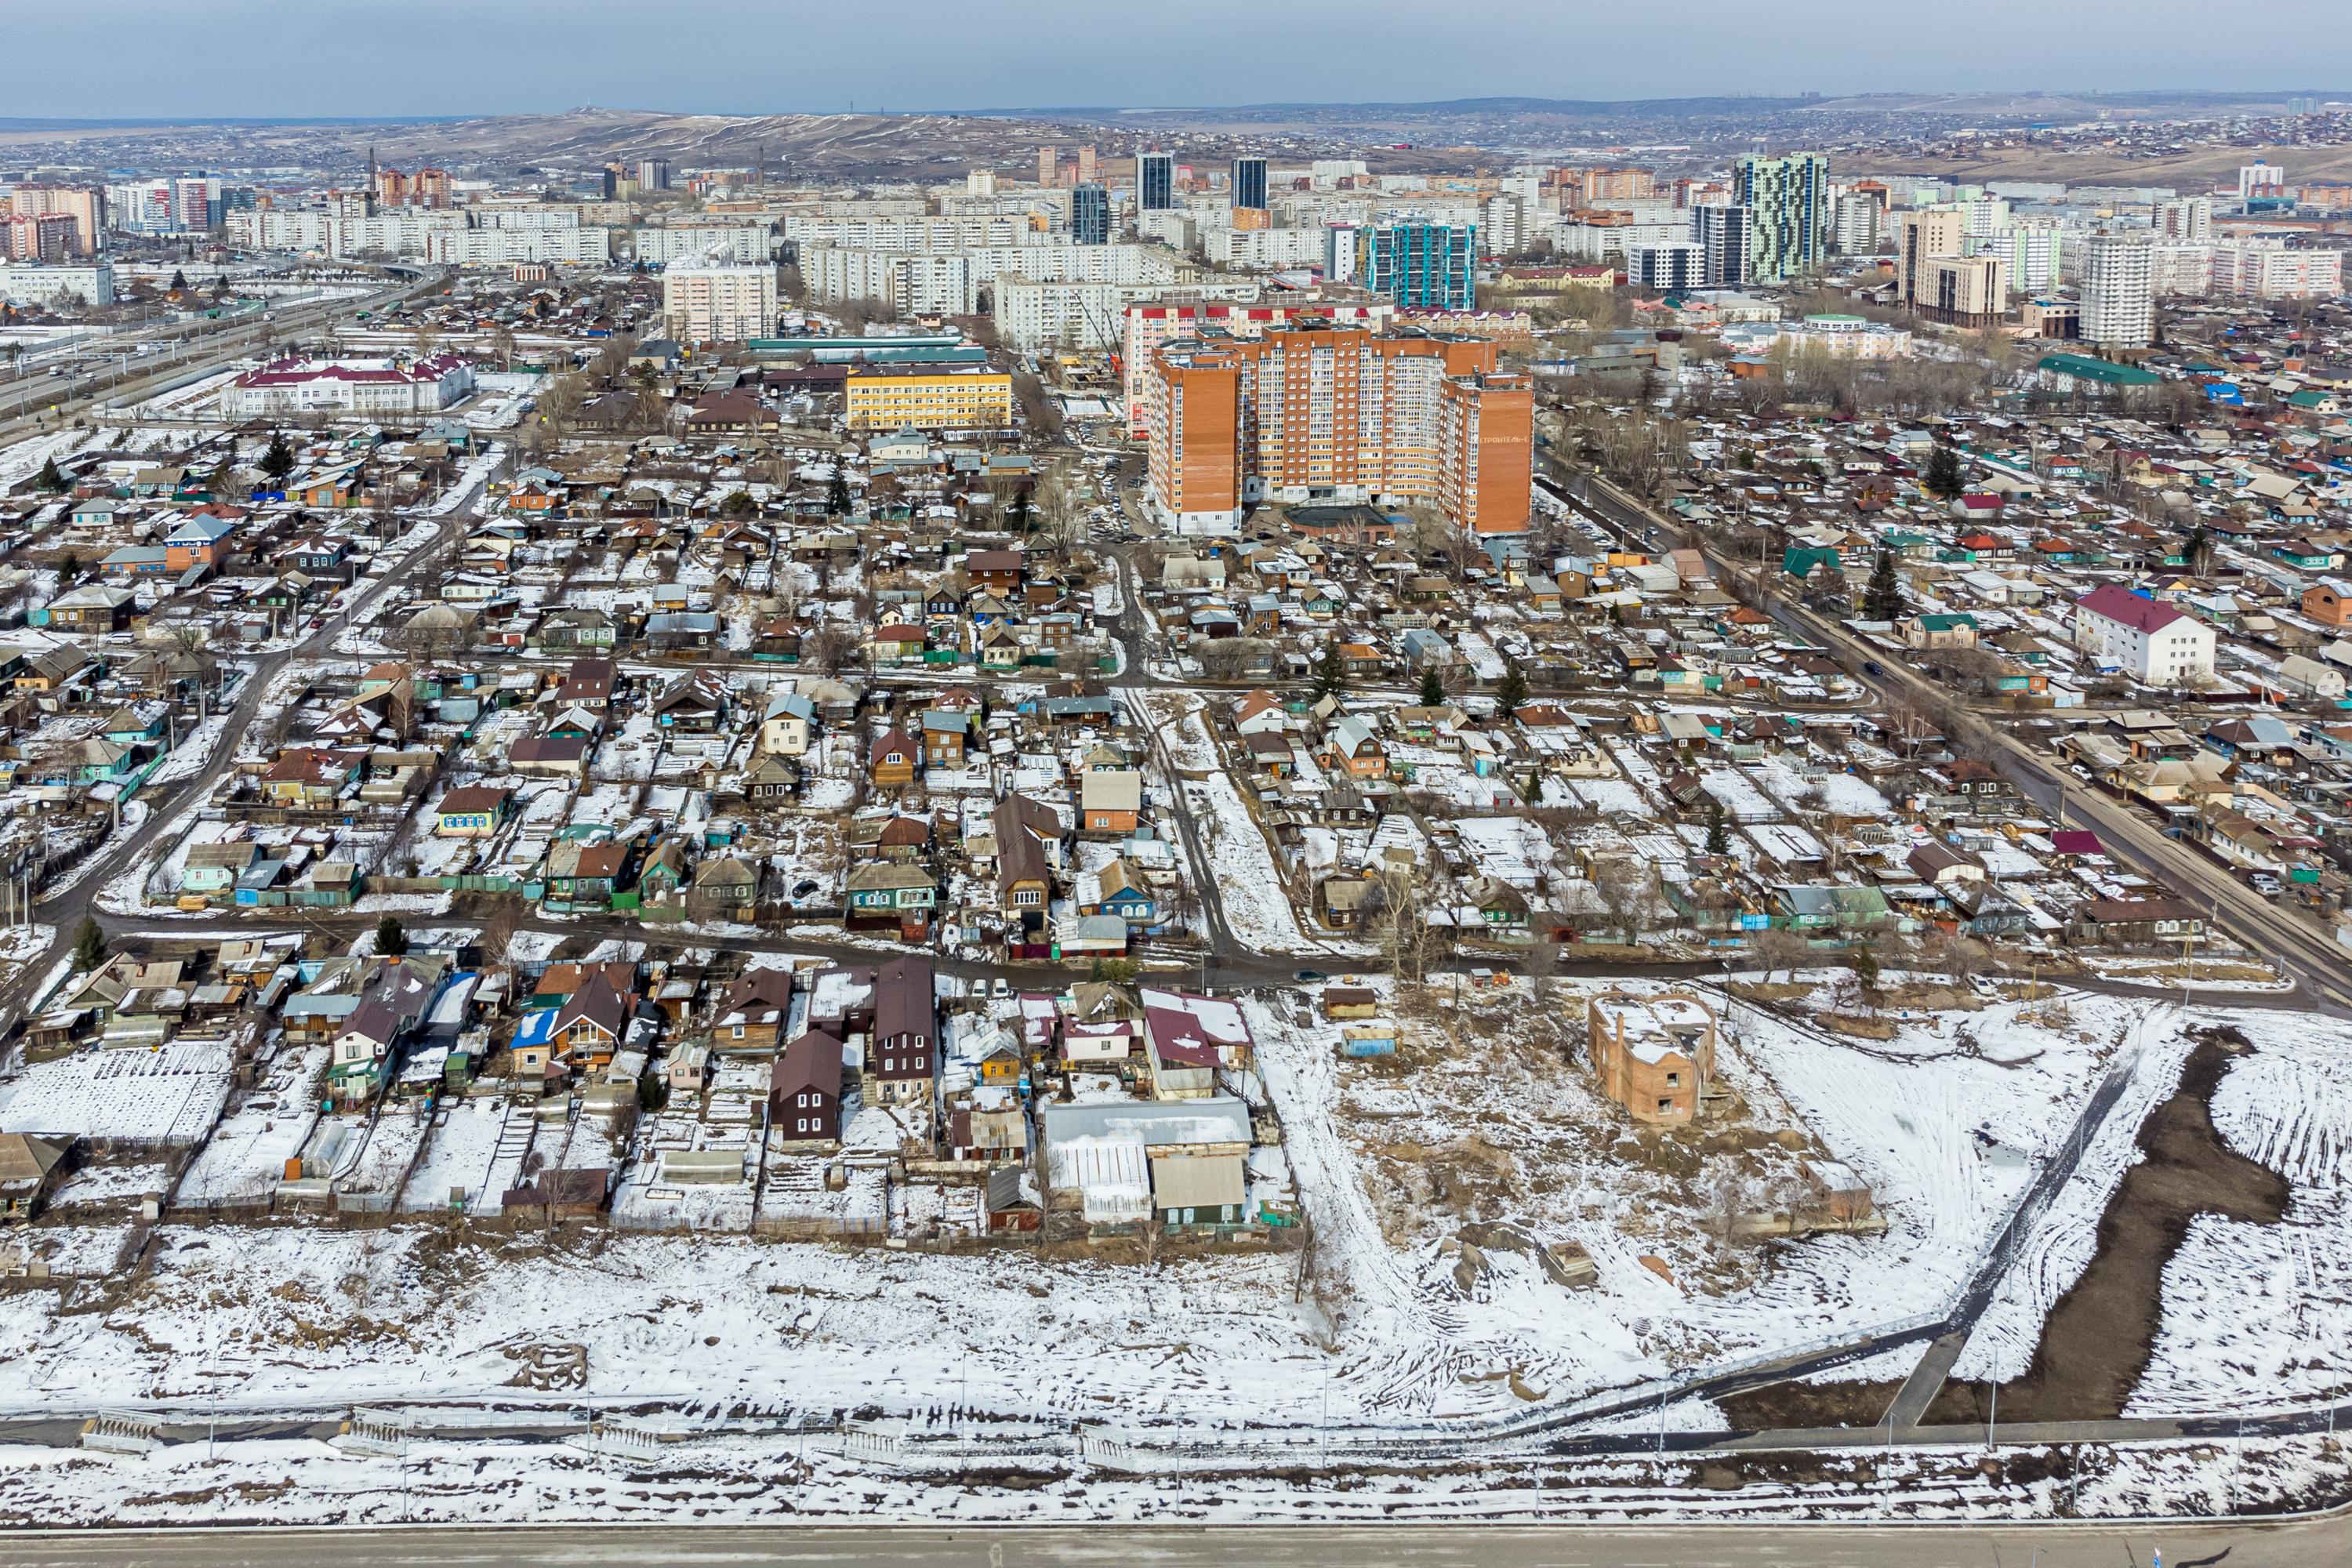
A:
224 354 475 418
2074 584 2216 685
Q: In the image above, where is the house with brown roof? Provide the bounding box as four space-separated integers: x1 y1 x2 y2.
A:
261 748 350 809
867 955 936 1108
869 726 919 789
545 838 630 912
965 549 1025 593
993 793 1060 935
713 967 794 1051
2069 895 2205 949
555 657 619 710
434 785 514 837
553 974 632 1069
769 1030 844 1144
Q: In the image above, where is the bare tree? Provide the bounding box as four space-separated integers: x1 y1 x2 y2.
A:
1748 926 1809 986
1922 928 1982 988
1363 866 1447 983
1591 859 1652 946
805 622 859 676
1032 457 1087 554
162 623 218 720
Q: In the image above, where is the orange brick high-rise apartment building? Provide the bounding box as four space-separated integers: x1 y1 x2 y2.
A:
1144 321 1530 538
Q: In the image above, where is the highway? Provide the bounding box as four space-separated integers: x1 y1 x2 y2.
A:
0 1519 2343 1568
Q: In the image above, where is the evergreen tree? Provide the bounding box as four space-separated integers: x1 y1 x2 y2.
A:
1417 667 1446 706
1495 657 1529 717
1849 941 1880 995
1861 549 1905 622
260 430 295 483
168 267 188 293
71 916 107 975
374 915 408 957
1923 444 1963 499
1007 488 1032 535
1705 800 1729 856
826 466 852 516
34 457 66 493
719 489 756 518
56 552 79 584
2183 522 2212 575
1310 639 1345 700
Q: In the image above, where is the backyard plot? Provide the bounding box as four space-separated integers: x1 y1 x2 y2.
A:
0 1043 234 1147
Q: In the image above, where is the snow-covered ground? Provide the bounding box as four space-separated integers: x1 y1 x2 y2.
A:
0 1420 2338 1527
0 983 2342 1523
1245 978 2158 1425
2127 1011 2352 1417
1133 691 1359 957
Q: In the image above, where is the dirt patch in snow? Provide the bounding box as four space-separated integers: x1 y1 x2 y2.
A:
1927 1029 2288 1424
1717 1375 1905 1431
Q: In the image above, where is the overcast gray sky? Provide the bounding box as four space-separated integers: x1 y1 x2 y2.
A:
9 0 2351 120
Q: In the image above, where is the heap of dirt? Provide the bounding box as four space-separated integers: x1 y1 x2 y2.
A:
1719 1375 1906 1431
1926 1029 2286 1425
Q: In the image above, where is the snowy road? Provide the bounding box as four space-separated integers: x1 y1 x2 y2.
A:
3 1519 2347 1566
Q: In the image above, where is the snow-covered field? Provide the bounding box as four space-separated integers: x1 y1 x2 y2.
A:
2128 1011 2352 1417
0 982 2339 1523
1247 978 2163 1425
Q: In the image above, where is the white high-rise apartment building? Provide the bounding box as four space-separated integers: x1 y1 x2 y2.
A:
1832 192 1882 255
425 227 610 266
2155 197 2212 242
662 261 779 343
1960 197 2010 238
2080 233 2154 350
1481 193 1526 256
2212 240 2343 299
2150 244 2216 297
802 248 976 315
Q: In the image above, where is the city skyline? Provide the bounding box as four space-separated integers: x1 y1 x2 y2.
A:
8 0 2352 120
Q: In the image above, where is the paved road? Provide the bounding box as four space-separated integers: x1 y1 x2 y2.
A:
1555 462 2352 1016
4 453 497 1027
0 1519 2343 1567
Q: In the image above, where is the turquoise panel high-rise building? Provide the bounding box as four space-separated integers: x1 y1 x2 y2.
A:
1730 152 1830 282
1354 222 1476 309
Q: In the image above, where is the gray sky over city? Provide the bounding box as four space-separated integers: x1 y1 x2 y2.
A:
9 0 2351 120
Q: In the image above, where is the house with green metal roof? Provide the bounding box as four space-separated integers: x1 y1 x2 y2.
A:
1783 546 1842 582
2036 354 2161 394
